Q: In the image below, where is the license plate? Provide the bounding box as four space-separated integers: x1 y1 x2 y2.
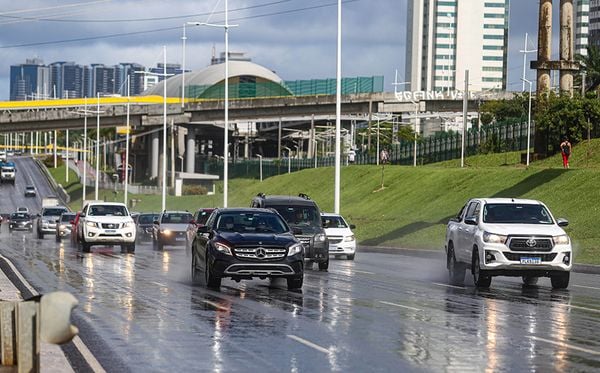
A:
176 237 185 241
520 257 541 264
105 229 116 233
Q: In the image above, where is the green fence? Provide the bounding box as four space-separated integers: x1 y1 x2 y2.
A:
199 119 532 180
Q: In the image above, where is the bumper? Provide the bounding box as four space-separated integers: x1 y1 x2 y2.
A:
25 193 36 197
137 226 154 240
210 250 303 279
157 232 187 246
328 241 356 255
9 224 32 231
57 228 72 237
39 224 57 234
479 243 572 275
83 226 136 244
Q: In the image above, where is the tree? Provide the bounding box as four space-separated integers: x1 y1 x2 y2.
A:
576 45 600 92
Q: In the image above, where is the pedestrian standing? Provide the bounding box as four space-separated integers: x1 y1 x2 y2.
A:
560 137 572 169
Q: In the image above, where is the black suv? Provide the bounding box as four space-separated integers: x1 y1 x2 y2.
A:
251 193 329 270
191 208 304 290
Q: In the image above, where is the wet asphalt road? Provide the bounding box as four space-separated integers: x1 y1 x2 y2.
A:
1 157 600 372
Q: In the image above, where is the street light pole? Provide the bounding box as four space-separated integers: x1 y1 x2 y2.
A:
522 78 533 166
95 92 100 200
162 45 168 211
334 0 342 214
53 130 57 168
376 116 380 166
124 75 131 204
83 97 88 200
256 154 263 182
461 70 469 168
66 129 69 182
181 23 187 108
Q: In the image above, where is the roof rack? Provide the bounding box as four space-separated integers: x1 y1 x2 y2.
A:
298 193 310 200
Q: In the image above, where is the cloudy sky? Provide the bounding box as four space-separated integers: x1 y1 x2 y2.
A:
0 0 553 100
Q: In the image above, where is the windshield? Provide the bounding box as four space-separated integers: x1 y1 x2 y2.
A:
88 205 128 217
43 208 68 216
161 213 192 224
1 167 14 171
483 203 554 225
216 212 288 234
195 210 213 225
138 214 157 224
26 186 35 190
322 215 348 228
11 213 30 219
61 214 76 222
273 206 321 228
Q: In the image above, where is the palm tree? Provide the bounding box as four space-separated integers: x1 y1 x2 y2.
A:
576 45 600 93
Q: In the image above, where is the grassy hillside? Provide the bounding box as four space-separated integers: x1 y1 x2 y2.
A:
46 140 600 265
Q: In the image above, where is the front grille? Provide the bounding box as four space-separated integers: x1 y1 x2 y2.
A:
298 235 311 246
101 223 121 229
233 247 287 260
508 237 553 252
224 264 294 275
503 252 557 262
328 236 343 244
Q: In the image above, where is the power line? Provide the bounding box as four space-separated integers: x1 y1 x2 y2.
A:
0 0 359 49
0 0 111 16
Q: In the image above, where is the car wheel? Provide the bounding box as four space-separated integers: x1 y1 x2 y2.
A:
522 276 539 286
81 237 91 253
152 238 158 250
347 254 355 260
158 241 164 251
287 275 303 290
551 272 570 289
204 258 221 289
305 260 313 270
472 249 491 288
191 252 202 285
318 258 329 271
37 230 44 239
128 244 135 253
9 228 12 233
56 234 61 242
447 243 465 286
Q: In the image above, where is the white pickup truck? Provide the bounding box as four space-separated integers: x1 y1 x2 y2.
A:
77 202 136 253
445 198 572 289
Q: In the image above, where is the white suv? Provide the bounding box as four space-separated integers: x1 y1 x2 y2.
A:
446 198 572 289
322 213 357 260
77 202 136 253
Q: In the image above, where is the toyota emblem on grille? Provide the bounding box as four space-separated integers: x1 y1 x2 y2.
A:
255 248 267 259
526 239 537 247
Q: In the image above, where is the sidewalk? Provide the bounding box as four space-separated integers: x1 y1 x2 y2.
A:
359 245 600 275
0 257 74 372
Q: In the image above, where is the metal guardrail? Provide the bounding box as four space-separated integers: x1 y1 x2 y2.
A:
0 292 78 372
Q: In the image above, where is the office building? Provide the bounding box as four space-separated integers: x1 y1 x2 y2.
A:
9 58 51 101
576 0 590 56
405 0 510 93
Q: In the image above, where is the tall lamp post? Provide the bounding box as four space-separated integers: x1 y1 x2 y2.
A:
522 77 533 167
199 0 238 208
95 93 100 200
256 154 263 182
334 0 342 214
124 75 131 204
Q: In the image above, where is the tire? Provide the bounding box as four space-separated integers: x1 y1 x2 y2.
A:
472 249 491 288
81 237 91 253
447 244 465 286
551 272 570 289
205 259 221 289
347 254 355 260
522 276 539 286
287 276 303 290
318 258 329 271
191 252 202 285
305 260 313 270
37 230 44 239
128 244 135 253
153 238 158 250
56 234 61 242
158 241 164 251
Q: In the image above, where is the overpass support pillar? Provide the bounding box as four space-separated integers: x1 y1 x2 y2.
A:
151 131 159 179
186 128 196 173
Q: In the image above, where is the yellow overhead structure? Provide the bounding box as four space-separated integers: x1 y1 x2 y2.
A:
0 96 184 110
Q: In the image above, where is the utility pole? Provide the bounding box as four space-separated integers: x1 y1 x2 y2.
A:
520 33 537 92
461 70 469 168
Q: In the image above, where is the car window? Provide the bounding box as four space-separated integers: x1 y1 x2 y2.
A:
61 214 75 222
88 205 128 217
483 204 554 225
465 202 479 219
216 212 288 234
322 216 348 228
273 206 320 228
161 213 192 224
138 215 155 224
11 213 29 219
43 208 68 216
454 204 466 221
195 210 212 225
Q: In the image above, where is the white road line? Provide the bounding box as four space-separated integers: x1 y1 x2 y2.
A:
353 270 375 275
567 305 600 314
287 335 330 354
573 284 600 291
72 336 107 373
0 254 38 296
203 300 230 312
432 282 466 290
379 301 421 312
530 336 600 356
151 282 166 287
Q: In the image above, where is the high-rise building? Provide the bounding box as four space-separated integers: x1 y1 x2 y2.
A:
405 0 510 93
589 0 600 49
49 62 89 99
149 63 185 82
576 0 590 56
118 63 145 95
9 58 51 100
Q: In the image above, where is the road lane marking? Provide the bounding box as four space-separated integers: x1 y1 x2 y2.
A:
287 335 330 354
379 301 421 311
573 284 600 291
203 299 230 312
567 305 600 314
331 269 374 275
432 282 466 290
530 336 600 356
0 254 36 297
72 336 107 373
152 282 167 287
353 270 375 275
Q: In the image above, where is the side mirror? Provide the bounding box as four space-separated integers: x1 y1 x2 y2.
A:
153 220 160 225
197 226 210 234
464 217 478 226
349 224 356 230
557 218 569 227
292 227 302 235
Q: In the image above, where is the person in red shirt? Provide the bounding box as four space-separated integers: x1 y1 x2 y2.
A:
560 137 572 169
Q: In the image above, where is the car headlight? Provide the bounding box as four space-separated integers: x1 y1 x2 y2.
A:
60 224 67 230
161 229 172 235
86 221 98 228
288 243 304 256
214 242 232 255
553 235 570 245
344 235 355 242
315 233 326 242
123 222 133 228
483 232 507 244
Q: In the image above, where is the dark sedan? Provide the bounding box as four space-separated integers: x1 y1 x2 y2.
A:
136 213 159 242
191 208 304 290
8 212 33 232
